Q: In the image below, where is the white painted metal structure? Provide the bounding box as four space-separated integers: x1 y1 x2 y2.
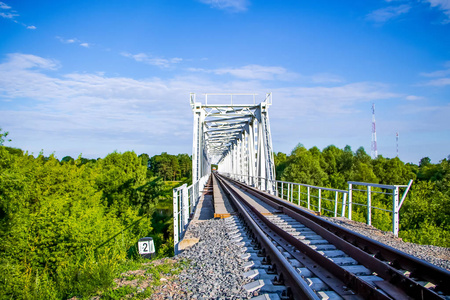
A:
190 93 276 192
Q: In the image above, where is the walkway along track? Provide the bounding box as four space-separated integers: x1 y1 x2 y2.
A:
214 173 450 300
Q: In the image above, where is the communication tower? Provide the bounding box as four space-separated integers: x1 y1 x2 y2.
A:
371 103 378 159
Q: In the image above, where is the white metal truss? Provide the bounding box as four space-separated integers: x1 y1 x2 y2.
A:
190 93 276 192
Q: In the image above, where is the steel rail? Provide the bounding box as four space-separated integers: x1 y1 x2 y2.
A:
219 176 393 299
214 173 320 300
223 174 450 299
221 178 394 299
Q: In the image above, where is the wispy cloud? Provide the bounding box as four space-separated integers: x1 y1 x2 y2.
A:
366 4 411 23
0 11 17 18
420 61 450 77
425 0 450 23
0 53 194 157
0 2 10 9
420 61 450 86
121 52 182 68
197 0 249 12
189 64 298 81
272 82 401 117
56 37 91 48
405 95 425 101
0 53 59 71
1 53 446 163
424 78 450 86
0 1 36 29
311 73 344 84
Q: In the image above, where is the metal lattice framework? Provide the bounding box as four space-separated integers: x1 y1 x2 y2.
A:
191 93 276 192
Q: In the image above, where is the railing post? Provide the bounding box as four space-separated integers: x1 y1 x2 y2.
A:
281 182 284 199
367 186 372 226
188 186 192 214
181 184 189 230
318 188 322 214
342 192 347 217
287 183 290 202
298 185 301 205
307 186 311 210
334 191 338 217
291 184 294 202
393 186 400 236
173 188 179 255
348 183 353 220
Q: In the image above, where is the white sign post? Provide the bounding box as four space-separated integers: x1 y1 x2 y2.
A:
138 237 155 259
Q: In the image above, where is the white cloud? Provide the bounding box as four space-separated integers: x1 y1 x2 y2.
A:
0 11 17 18
420 61 450 77
0 53 196 157
0 53 447 164
0 1 35 29
311 73 344 84
366 4 411 23
197 0 249 12
190 64 298 81
424 77 450 86
0 2 11 9
121 52 182 68
420 61 450 86
271 82 400 117
425 0 450 23
0 53 59 71
405 95 424 101
56 37 92 48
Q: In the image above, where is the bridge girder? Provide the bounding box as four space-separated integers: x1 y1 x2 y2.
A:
191 93 276 191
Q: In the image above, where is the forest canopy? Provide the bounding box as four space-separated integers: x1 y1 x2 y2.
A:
274 143 450 247
0 145 191 299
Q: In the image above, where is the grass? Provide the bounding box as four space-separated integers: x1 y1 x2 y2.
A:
94 258 188 299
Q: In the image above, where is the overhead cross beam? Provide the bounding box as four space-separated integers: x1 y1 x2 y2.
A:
190 93 276 192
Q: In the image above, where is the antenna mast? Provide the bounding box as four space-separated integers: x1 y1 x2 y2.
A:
371 103 378 159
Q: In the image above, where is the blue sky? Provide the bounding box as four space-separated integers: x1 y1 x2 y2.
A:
0 0 449 165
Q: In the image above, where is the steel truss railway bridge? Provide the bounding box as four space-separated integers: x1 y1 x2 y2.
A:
172 93 450 300
174 93 412 245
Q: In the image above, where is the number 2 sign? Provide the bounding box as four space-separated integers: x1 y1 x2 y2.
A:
138 237 155 258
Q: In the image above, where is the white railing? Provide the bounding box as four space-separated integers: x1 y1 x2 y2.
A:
173 175 209 254
222 173 413 236
347 181 413 236
276 180 348 218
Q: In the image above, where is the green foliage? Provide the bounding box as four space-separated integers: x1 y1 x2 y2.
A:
275 143 450 247
400 222 450 247
281 145 328 186
148 152 192 181
0 128 11 146
0 147 178 299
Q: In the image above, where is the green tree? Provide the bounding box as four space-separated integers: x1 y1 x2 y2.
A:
0 128 11 146
281 145 327 186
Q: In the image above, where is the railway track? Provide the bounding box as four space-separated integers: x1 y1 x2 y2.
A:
214 173 450 300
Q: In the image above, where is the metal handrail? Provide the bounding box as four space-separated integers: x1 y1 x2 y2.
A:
224 173 413 236
173 174 209 254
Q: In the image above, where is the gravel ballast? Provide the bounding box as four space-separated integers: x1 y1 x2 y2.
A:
322 216 450 271
151 214 450 299
153 217 255 299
